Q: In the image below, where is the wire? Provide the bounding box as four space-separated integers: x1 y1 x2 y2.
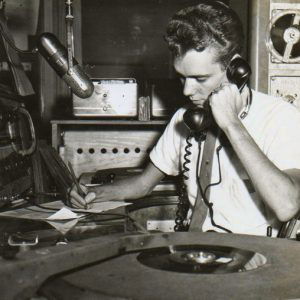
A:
175 131 207 232
174 134 193 232
204 145 223 194
182 135 193 180
0 22 37 54
196 142 232 233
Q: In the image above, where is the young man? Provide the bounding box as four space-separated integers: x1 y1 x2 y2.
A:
70 1 300 236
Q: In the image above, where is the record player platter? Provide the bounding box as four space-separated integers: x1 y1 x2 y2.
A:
136 244 265 274
38 232 300 300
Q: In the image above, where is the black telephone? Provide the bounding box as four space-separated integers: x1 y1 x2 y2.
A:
183 57 251 133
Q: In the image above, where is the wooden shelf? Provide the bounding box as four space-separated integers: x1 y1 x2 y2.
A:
51 119 168 152
51 119 168 126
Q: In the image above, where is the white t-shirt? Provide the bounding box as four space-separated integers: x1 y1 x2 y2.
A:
150 90 300 236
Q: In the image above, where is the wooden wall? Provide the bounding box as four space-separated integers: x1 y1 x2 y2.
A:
4 0 249 141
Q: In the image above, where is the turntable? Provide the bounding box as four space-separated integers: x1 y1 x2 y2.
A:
2 231 300 300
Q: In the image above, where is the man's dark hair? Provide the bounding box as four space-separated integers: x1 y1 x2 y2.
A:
165 1 244 69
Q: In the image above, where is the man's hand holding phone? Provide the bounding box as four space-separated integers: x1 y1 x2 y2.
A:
209 83 249 131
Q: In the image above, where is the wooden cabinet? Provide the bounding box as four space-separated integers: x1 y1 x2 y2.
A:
51 119 167 177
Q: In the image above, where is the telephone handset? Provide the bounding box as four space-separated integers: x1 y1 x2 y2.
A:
183 57 252 133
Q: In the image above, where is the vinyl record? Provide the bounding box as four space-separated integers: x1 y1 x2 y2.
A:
137 244 259 274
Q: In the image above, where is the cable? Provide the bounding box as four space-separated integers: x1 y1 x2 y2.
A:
174 131 208 232
174 134 193 232
196 142 232 233
203 145 223 193
0 22 37 54
182 134 193 180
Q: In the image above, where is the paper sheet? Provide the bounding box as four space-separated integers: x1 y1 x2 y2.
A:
43 200 131 215
0 200 131 221
0 200 131 235
47 207 79 220
46 219 80 235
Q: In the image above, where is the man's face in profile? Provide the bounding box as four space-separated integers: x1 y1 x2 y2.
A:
173 47 227 108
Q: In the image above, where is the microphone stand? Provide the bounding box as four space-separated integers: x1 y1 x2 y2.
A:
65 0 74 74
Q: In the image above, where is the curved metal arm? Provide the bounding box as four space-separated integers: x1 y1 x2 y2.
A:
10 107 36 156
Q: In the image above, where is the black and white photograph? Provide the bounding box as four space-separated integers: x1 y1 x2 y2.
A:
0 0 300 299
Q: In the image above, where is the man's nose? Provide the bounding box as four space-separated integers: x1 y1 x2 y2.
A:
182 78 195 97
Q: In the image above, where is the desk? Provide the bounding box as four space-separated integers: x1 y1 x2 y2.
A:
0 195 178 299
2 232 300 300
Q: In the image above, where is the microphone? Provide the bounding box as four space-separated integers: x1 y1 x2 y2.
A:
36 32 94 99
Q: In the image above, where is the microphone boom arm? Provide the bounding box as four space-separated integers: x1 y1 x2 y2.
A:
65 0 74 72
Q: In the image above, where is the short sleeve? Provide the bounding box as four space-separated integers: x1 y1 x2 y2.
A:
150 108 187 176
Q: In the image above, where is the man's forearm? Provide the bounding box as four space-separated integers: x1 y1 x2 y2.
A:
224 121 300 222
90 162 166 203
91 175 152 202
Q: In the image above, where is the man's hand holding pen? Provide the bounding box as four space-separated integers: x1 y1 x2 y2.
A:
68 183 126 209
67 161 91 209
68 184 96 209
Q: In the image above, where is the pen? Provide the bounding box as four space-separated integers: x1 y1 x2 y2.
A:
67 161 88 209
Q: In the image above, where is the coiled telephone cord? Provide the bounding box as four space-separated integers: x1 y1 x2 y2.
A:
174 135 193 232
